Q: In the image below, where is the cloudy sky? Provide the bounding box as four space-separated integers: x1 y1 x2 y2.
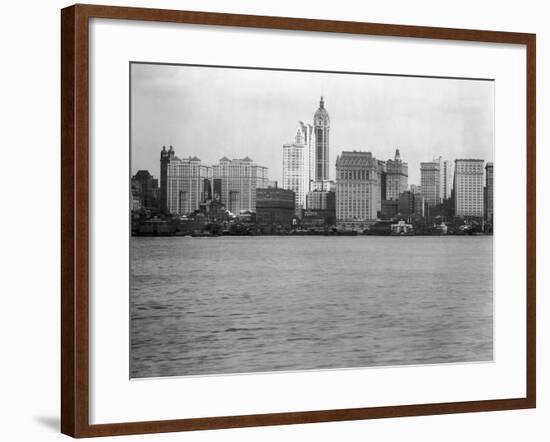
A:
131 63 494 185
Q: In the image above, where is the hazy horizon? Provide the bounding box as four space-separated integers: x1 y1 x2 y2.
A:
130 63 494 186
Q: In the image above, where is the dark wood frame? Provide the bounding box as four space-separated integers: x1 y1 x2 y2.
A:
61 3 536 438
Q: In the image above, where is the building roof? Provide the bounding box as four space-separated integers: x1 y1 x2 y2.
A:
455 158 485 162
225 156 254 164
420 161 440 168
314 96 330 124
134 170 152 178
336 151 376 167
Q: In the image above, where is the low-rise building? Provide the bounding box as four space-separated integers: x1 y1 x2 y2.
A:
380 199 398 219
390 220 414 235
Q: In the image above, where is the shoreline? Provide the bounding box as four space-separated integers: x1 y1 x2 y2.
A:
131 232 493 238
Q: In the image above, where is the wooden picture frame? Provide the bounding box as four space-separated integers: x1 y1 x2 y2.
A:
61 3 536 438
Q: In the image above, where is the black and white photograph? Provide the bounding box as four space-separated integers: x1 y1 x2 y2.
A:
130 62 494 379
1 0 543 439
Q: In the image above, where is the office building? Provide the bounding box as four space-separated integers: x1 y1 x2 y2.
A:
159 145 174 212
440 158 453 200
283 129 308 211
131 170 158 209
336 151 381 222
306 189 335 211
131 181 141 211
212 157 268 213
398 190 425 218
485 162 494 223
420 161 441 207
386 149 408 200
454 159 485 218
378 160 387 201
298 121 316 191
160 146 211 216
310 179 336 193
305 189 336 226
256 187 295 231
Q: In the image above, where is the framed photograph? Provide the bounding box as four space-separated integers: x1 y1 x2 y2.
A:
61 4 536 438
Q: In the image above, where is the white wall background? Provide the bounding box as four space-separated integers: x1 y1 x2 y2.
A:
0 0 546 440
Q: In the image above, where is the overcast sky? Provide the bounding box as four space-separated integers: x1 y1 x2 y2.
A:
131 63 494 185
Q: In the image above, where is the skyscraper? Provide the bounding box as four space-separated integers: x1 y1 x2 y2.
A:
420 161 441 207
440 158 453 201
313 96 330 181
283 129 308 211
454 159 485 218
485 162 494 224
161 148 211 216
378 160 387 201
398 190 425 218
132 170 157 209
298 121 316 190
336 151 380 223
386 149 408 200
212 157 268 213
431 156 453 202
160 145 175 212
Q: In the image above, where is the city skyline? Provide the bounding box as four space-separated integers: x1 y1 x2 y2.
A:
130 63 494 186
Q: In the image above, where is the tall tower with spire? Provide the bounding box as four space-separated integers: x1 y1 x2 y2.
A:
313 96 330 181
283 128 308 211
386 148 408 200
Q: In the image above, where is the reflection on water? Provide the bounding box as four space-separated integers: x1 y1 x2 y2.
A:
130 236 493 378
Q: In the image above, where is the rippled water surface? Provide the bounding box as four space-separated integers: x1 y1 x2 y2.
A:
130 236 493 378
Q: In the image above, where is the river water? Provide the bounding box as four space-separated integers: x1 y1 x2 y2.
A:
130 236 493 378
